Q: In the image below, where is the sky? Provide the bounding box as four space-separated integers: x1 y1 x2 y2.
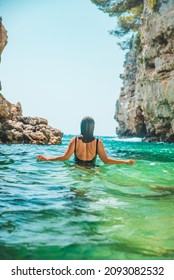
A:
0 0 125 136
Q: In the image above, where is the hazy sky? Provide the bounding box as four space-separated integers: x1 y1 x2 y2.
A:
0 0 125 136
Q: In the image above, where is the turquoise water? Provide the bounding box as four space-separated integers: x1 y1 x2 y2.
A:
0 135 174 260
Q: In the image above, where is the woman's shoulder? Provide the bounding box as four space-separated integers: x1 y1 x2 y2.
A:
69 137 76 144
70 136 81 143
96 138 102 143
96 138 104 148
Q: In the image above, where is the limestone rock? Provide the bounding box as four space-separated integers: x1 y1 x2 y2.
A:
0 93 63 144
0 20 63 145
115 0 174 142
0 18 7 58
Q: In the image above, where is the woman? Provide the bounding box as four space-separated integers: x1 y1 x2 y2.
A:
37 116 135 166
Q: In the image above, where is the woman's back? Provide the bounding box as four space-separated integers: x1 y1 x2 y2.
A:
74 137 98 166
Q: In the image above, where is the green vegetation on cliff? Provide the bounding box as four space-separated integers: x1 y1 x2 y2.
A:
91 0 143 37
147 0 157 10
91 0 157 50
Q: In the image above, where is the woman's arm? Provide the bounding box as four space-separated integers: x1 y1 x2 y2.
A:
97 139 135 165
37 138 75 161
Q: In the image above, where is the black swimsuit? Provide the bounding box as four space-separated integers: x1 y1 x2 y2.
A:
74 137 98 166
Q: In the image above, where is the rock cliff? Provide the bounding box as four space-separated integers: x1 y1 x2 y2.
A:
0 18 7 91
0 18 7 56
115 0 174 142
0 19 62 144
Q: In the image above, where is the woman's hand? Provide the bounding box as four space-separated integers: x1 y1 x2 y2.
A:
37 155 48 161
126 159 135 164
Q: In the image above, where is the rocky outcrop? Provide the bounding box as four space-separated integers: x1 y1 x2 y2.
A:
0 20 63 144
115 0 174 142
0 18 8 91
0 93 63 144
0 18 7 57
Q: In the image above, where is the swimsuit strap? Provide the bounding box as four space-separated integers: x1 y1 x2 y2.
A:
74 137 77 155
96 138 98 155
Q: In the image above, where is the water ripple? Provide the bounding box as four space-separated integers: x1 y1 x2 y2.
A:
0 139 174 260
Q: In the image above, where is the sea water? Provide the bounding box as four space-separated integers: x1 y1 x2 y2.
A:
0 135 174 260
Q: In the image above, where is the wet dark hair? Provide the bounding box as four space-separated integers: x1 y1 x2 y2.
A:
79 116 95 143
